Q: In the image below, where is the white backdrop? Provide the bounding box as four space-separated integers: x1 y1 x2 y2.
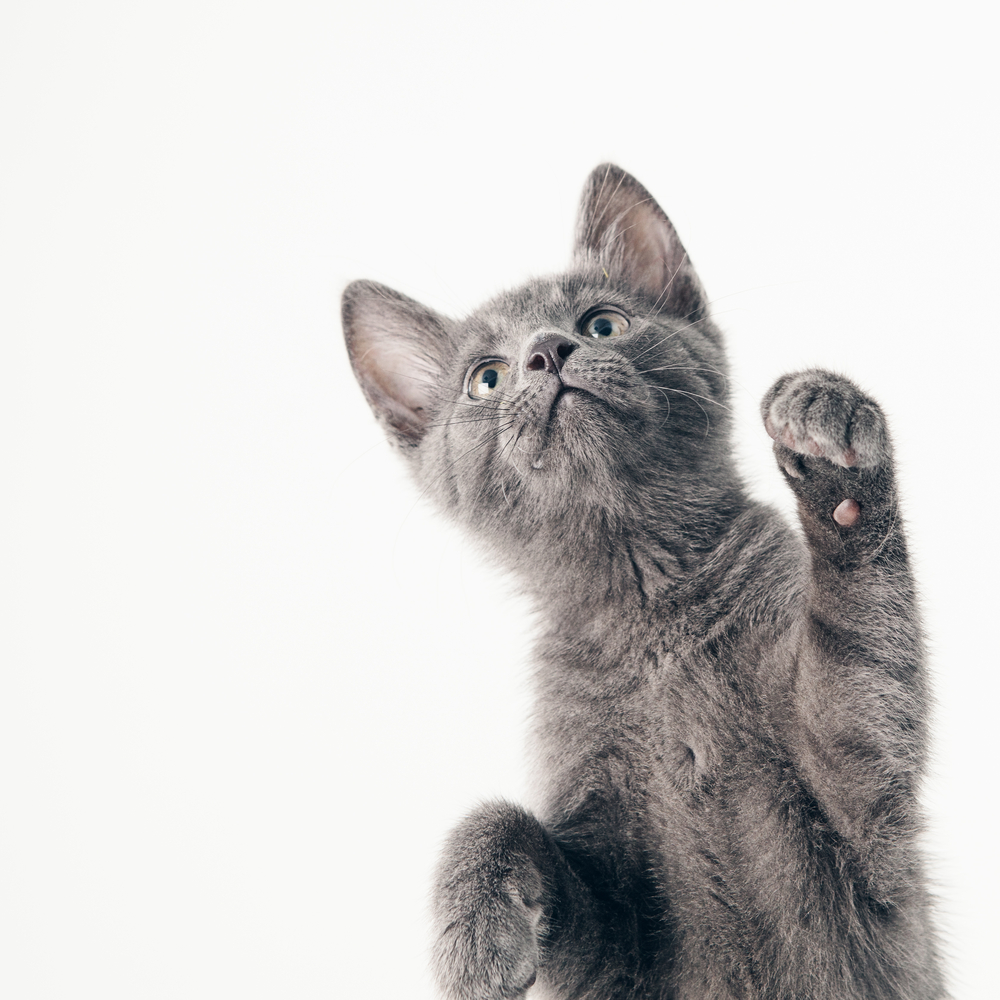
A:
3 2 997 997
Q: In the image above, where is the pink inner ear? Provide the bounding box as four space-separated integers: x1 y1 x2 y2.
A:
621 206 673 301
342 278 451 443
356 335 436 418
574 166 704 318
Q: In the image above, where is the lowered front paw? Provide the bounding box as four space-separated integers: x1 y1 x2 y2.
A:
431 803 549 1000
432 878 541 1000
761 369 890 471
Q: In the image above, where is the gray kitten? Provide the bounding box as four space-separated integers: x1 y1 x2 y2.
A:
341 165 947 999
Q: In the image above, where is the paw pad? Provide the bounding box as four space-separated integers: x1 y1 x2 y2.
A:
833 498 860 527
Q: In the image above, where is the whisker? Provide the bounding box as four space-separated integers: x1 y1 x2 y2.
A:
661 386 732 412
647 384 713 435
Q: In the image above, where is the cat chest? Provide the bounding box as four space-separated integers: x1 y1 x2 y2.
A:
535 645 780 825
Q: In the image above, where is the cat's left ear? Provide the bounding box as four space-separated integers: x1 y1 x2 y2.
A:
342 280 453 448
574 163 707 321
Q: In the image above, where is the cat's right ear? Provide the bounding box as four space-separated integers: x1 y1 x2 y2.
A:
342 280 452 448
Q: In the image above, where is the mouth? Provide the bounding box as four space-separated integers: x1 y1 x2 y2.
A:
524 376 602 469
543 374 600 418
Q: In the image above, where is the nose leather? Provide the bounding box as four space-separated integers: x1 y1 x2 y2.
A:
525 335 576 374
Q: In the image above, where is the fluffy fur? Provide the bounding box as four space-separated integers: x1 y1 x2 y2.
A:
342 165 947 999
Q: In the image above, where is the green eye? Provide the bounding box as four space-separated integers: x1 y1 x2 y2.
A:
468 360 510 400
583 310 629 339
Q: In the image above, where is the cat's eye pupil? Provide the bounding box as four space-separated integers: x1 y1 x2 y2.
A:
468 360 510 400
583 311 628 339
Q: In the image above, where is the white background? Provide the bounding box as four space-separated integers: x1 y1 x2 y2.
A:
2 2 997 997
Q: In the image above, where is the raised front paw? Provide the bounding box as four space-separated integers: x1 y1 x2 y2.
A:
431 803 550 1000
761 369 890 471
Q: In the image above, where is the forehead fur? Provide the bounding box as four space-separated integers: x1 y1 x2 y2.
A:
458 270 645 353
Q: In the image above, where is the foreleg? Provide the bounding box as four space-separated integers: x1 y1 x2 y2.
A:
762 369 928 900
431 800 603 1000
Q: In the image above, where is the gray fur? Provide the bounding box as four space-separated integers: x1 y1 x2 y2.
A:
341 164 947 999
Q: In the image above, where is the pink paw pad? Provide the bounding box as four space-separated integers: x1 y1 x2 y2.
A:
833 498 860 527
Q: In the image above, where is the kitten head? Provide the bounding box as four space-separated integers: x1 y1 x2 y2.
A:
343 165 734 583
